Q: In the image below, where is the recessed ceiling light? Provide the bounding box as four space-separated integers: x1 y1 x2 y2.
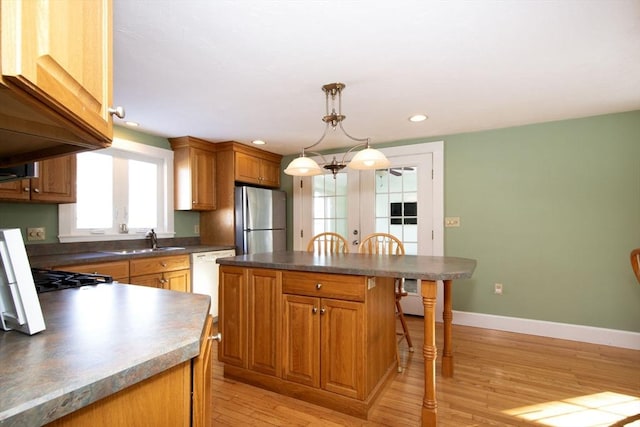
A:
124 121 139 127
409 114 428 122
252 140 266 145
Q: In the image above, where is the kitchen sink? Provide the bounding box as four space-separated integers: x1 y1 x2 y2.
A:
101 247 185 255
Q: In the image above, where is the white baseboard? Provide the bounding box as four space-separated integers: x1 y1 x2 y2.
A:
451 311 640 351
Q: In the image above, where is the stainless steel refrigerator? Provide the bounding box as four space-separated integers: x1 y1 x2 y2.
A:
235 186 286 255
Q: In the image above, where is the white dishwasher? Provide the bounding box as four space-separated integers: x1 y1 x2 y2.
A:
191 249 235 320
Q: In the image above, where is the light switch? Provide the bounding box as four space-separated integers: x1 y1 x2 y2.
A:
445 217 460 227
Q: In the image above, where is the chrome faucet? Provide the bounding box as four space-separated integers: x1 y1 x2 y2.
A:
146 229 158 249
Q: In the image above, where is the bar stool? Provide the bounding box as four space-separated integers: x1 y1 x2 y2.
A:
307 232 349 254
358 232 414 372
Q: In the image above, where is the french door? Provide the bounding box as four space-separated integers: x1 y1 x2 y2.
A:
293 142 444 317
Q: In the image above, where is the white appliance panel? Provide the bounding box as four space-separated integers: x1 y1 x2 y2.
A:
191 249 235 319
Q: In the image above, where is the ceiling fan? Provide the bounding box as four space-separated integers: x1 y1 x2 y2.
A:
388 167 415 176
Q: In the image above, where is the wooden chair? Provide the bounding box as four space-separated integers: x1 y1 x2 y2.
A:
358 233 414 372
631 248 640 284
307 232 349 254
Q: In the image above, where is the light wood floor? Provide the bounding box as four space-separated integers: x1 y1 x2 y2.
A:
211 316 640 426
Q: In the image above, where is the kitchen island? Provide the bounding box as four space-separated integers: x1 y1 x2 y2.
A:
217 251 476 427
0 283 213 427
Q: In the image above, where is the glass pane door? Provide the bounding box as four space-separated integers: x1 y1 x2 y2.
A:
311 173 348 237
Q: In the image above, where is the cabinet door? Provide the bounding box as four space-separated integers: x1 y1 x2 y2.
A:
31 155 77 203
282 294 320 387
129 255 190 277
1 0 113 144
191 147 216 210
129 273 163 289
218 266 247 367
164 269 191 293
192 315 213 427
247 269 281 376
259 159 280 188
234 152 261 185
321 299 365 399
0 179 30 201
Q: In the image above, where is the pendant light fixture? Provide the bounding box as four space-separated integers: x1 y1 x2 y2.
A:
284 82 390 177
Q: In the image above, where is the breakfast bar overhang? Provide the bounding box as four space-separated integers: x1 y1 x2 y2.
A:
217 251 476 427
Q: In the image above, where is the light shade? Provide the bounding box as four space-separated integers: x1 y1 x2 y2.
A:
348 147 390 170
284 156 322 176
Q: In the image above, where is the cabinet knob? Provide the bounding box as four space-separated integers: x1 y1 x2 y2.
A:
320 308 326 315
33 188 40 193
209 333 221 342
23 187 30 192
108 106 126 119
312 307 318 314
161 262 167 267
316 283 322 290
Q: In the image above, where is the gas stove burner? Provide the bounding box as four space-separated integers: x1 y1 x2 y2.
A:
31 268 113 293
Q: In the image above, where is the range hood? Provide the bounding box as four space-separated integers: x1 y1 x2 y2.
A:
0 163 38 183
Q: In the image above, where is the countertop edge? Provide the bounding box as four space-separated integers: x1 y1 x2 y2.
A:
28 245 236 269
217 252 477 281
11 342 200 426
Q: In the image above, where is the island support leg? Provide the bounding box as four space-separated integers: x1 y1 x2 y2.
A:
442 279 454 377
421 279 438 427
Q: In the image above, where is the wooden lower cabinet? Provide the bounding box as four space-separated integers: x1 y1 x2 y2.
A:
248 269 281 377
130 269 190 292
129 254 191 292
283 295 364 399
56 255 191 292
192 315 214 427
218 265 246 367
46 315 214 427
219 266 396 419
53 260 130 283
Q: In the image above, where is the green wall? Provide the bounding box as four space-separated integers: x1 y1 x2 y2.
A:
282 110 640 333
0 126 199 244
3 113 639 332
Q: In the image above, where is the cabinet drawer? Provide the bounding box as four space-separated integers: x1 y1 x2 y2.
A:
54 260 130 281
129 255 190 276
282 271 366 302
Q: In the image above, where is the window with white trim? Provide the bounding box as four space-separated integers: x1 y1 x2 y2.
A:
59 138 174 243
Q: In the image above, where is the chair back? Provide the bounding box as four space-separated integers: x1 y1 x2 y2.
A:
307 232 349 254
358 233 405 255
631 248 640 284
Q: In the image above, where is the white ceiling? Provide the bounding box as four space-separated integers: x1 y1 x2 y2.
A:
113 0 640 156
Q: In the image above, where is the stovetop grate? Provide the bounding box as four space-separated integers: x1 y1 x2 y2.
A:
31 268 113 293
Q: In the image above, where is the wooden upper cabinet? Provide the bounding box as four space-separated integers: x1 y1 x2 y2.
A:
31 155 77 203
169 136 216 211
235 151 281 188
0 0 114 166
0 155 76 203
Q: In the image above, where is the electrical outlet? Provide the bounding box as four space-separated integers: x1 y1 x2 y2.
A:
445 217 461 227
194 224 200 235
27 227 46 241
494 283 503 295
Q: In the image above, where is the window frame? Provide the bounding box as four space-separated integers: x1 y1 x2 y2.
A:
58 138 174 243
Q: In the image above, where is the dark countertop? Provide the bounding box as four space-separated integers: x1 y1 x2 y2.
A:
0 284 211 426
29 244 236 269
217 251 476 281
